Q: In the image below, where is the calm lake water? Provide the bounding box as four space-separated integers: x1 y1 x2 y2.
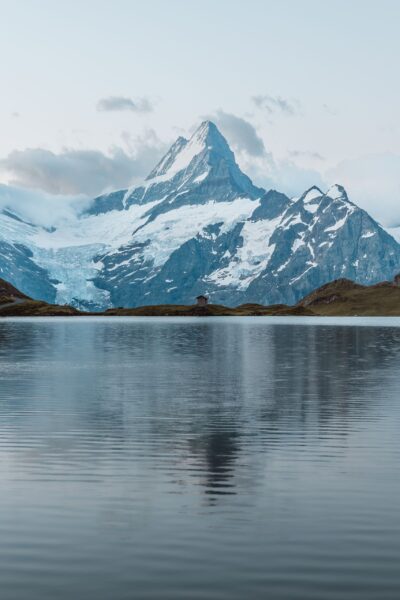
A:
0 316 400 600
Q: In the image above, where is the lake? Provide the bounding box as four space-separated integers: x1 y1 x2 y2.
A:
0 316 400 600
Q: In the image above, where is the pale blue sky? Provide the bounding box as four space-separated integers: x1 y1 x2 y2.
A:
1 0 400 223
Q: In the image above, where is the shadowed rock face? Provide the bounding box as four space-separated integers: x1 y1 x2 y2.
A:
1 122 400 310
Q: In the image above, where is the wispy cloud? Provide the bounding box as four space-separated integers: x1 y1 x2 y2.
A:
322 103 338 116
252 94 301 116
96 96 153 113
0 183 89 228
289 150 325 161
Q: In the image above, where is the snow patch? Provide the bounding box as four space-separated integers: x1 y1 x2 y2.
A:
325 214 348 233
303 188 322 203
147 124 210 184
193 171 208 184
205 215 281 290
326 184 344 200
132 197 258 270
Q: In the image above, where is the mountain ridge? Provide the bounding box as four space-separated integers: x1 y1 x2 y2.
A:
0 120 399 310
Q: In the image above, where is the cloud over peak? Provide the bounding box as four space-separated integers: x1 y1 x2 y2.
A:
97 96 153 113
202 110 323 198
206 110 266 157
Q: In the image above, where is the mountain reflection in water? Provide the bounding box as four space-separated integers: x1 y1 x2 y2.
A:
0 317 399 600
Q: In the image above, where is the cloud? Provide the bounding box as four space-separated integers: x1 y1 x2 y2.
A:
202 110 324 197
252 94 300 115
1 148 135 196
207 110 266 157
0 183 89 228
327 153 400 226
0 129 167 197
97 96 153 113
322 103 338 116
243 155 325 198
289 150 325 161
267 161 325 197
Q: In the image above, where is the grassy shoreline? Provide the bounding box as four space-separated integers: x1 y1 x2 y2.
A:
2 278 400 317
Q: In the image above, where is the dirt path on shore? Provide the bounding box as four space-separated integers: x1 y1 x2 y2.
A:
0 298 26 311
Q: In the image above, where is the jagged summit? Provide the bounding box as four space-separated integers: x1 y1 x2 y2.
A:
301 186 323 203
118 120 263 211
88 120 262 216
296 184 355 217
146 135 189 181
189 120 235 157
186 120 232 151
326 184 348 201
299 185 350 205
145 120 241 184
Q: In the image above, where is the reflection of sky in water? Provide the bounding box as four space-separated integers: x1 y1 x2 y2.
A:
0 318 400 600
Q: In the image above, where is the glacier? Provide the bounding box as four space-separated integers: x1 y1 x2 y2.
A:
0 120 399 309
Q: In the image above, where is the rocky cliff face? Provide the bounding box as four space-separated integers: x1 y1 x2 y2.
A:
0 121 399 309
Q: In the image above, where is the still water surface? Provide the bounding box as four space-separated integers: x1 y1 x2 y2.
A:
0 317 400 600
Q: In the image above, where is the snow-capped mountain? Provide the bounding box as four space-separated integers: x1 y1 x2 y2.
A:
1 121 399 309
87 120 263 216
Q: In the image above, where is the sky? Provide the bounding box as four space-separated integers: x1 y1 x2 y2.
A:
1 0 400 225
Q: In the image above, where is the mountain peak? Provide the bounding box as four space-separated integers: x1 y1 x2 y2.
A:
146 120 236 184
301 186 323 203
145 135 188 181
326 184 348 201
193 119 215 135
191 120 233 155
192 119 223 140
